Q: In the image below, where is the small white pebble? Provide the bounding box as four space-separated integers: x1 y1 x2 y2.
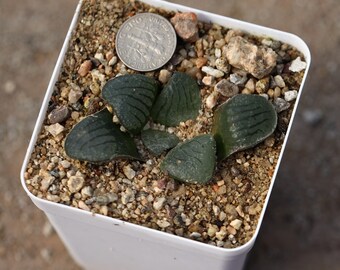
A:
46 123 64 137
215 48 222 58
215 227 227 241
230 73 247 85
205 92 219 109
202 66 224 78
120 126 127 132
78 200 90 211
219 211 227 221
289 57 307 72
158 69 172 84
100 205 109 216
81 186 93 198
91 69 105 83
153 197 166 210
190 232 201 238
157 220 171 228
67 175 85 193
213 205 220 216
50 156 59 164
60 160 71 169
207 224 218 237
284 90 298 102
123 165 136 180
108 56 118 66
94 52 105 63
274 75 285 88
230 219 243 230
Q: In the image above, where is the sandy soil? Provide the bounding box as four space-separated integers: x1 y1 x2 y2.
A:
1 0 339 269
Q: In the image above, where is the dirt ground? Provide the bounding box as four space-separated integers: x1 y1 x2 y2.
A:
1 0 339 269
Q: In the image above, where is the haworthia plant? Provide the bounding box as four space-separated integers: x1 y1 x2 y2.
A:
212 94 277 161
161 135 216 184
141 129 180 156
151 72 201 127
65 109 140 163
102 74 159 134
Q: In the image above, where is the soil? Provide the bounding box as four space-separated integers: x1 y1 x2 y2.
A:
1 0 340 269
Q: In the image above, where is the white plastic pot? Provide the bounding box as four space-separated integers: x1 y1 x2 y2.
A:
20 0 311 269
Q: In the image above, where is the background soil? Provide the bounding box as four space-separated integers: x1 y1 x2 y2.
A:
1 0 339 269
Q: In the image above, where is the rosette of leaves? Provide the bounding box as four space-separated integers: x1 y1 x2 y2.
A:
102 74 159 134
212 94 277 161
151 72 201 126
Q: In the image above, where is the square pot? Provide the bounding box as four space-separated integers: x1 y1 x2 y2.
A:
20 0 311 269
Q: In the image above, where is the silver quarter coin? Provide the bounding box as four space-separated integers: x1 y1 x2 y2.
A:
116 13 177 72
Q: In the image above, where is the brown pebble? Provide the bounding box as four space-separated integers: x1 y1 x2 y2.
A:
171 12 199 43
214 79 239 97
245 78 256 92
78 60 92 77
48 106 69 124
105 51 114 61
196 57 208 68
227 225 237 235
202 76 214 86
68 89 82 104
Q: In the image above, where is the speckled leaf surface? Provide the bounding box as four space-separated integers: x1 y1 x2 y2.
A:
151 72 201 126
213 94 277 161
161 135 216 184
102 74 159 134
141 129 180 156
65 109 140 162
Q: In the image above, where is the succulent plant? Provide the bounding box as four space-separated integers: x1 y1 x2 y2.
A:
65 108 140 163
141 129 180 156
102 74 159 134
65 72 278 186
160 135 216 184
212 94 277 161
151 72 201 126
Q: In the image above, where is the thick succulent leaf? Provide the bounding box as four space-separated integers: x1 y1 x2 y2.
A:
102 74 159 134
151 72 201 126
65 109 140 162
213 94 277 161
141 129 180 156
161 135 216 184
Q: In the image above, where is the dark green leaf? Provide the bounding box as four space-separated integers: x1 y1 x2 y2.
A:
141 129 180 156
161 135 216 184
65 109 140 163
102 74 159 134
212 94 277 161
151 72 201 127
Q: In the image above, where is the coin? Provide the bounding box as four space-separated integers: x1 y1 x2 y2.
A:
116 13 177 72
